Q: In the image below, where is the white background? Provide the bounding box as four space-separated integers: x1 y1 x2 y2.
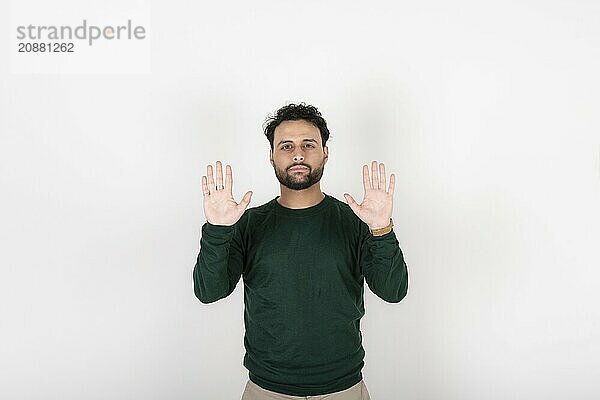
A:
1 0 599 399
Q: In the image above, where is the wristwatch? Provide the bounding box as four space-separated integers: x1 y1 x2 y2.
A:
370 218 393 236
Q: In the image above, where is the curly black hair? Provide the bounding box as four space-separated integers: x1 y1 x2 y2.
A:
263 103 331 150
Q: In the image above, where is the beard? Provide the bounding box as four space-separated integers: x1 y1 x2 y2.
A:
273 160 325 191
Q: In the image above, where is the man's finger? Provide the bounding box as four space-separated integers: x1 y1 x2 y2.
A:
225 164 233 193
362 165 372 191
207 164 215 193
371 161 379 189
379 163 386 191
202 176 209 196
389 173 396 196
216 161 224 188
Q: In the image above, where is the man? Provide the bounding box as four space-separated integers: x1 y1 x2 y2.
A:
193 103 409 399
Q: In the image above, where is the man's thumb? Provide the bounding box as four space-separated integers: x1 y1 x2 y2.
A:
344 193 358 212
241 191 253 206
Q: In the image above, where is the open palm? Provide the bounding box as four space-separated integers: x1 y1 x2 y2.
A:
344 161 395 230
202 161 252 226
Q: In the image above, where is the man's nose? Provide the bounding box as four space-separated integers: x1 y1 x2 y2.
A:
293 152 304 162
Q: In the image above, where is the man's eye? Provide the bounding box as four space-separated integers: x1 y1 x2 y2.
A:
281 143 314 150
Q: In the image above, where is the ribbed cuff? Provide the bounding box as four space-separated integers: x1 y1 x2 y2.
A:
201 221 236 242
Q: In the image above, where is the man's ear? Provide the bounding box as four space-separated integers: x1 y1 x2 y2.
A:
323 145 329 163
269 149 274 166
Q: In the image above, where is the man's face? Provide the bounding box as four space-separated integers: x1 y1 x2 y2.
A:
270 120 329 191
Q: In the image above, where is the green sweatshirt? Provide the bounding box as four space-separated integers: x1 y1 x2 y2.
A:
193 193 409 396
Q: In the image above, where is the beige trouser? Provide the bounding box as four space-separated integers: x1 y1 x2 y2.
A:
241 379 371 400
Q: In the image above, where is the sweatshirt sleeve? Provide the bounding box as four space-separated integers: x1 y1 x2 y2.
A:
359 221 409 303
192 212 247 304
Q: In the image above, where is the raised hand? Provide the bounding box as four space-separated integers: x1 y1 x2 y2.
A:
343 161 395 230
202 161 253 226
